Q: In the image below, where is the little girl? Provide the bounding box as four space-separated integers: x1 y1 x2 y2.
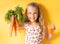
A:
19 2 55 44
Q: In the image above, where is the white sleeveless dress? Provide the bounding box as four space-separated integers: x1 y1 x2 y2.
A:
24 23 42 44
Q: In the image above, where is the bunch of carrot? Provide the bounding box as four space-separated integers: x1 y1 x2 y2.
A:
5 6 25 36
10 15 20 36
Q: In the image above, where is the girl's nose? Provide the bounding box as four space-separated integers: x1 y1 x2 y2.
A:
31 13 34 17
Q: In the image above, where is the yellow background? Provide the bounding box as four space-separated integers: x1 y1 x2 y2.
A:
0 0 60 44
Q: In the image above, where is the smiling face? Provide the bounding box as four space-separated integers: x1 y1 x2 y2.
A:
27 6 38 23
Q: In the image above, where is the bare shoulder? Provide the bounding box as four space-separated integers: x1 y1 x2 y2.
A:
24 22 28 26
19 22 28 27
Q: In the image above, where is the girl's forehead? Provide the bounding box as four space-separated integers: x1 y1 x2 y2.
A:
27 6 38 12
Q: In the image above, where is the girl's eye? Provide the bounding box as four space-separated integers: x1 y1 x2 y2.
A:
29 12 31 14
28 12 37 14
27 12 31 14
34 12 37 14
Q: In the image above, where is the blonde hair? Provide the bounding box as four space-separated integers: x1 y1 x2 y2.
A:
25 2 46 39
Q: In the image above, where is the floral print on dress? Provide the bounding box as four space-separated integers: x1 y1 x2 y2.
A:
24 23 42 44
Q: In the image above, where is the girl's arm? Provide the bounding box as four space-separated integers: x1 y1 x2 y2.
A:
42 25 48 39
15 19 25 30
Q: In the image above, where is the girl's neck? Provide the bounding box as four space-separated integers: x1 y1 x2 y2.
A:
29 21 39 27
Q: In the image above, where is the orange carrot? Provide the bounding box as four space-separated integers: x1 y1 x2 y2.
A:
13 15 17 36
10 15 17 36
15 19 20 30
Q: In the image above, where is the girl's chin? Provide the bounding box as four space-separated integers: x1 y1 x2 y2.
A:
29 19 37 22
30 20 36 23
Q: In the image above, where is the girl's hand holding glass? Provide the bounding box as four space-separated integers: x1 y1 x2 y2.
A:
47 24 56 39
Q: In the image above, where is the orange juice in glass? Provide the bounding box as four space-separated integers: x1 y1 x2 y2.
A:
47 26 53 34
47 24 55 39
